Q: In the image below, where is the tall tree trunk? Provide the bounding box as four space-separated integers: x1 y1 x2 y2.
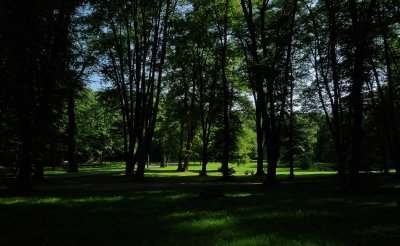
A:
349 44 364 177
16 102 33 190
348 0 377 177
255 74 265 176
265 139 280 184
200 141 208 176
221 0 230 179
328 0 346 177
288 80 295 179
366 70 389 175
183 125 196 171
177 120 185 171
160 143 166 168
67 84 78 173
135 142 146 178
240 0 266 177
308 1 347 177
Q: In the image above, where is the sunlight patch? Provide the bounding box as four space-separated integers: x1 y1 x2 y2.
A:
228 193 252 198
0 197 62 205
68 196 124 204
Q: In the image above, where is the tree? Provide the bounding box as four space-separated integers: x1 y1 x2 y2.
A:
74 88 122 164
372 0 400 177
67 4 99 172
240 0 299 183
347 0 377 177
306 0 349 176
1 0 79 189
95 0 177 178
281 113 319 170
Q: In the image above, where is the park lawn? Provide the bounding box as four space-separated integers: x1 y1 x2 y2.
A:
1 174 399 246
44 161 337 180
44 162 126 175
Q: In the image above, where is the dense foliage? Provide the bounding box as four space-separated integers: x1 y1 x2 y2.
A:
1 0 400 189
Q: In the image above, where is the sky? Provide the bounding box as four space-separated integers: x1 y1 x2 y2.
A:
88 74 103 91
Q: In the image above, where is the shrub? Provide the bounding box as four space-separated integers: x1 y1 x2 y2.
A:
218 167 236 177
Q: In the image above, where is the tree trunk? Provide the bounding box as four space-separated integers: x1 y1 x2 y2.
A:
240 0 266 177
220 0 230 179
16 106 33 190
288 87 295 180
177 122 185 171
183 125 196 171
200 140 208 176
135 142 146 179
349 44 364 177
160 145 166 168
67 84 78 173
348 0 377 177
255 84 265 176
125 129 135 176
265 143 279 185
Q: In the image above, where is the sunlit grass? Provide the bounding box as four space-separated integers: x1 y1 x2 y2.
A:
44 161 338 180
44 162 125 176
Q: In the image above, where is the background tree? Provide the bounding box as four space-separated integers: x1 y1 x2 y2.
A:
94 0 177 178
67 4 100 172
240 0 299 183
1 0 80 189
304 0 350 176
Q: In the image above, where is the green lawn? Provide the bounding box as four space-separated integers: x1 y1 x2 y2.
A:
1 163 399 245
43 161 337 180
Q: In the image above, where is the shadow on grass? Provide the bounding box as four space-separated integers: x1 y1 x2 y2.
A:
1 178 400 245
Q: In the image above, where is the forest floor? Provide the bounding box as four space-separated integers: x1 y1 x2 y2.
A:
1 164 399 245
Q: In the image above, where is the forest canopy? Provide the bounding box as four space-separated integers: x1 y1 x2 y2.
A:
1 0 400 189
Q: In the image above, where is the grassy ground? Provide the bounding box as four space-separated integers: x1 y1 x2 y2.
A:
1 163 399 245
42 161 337 180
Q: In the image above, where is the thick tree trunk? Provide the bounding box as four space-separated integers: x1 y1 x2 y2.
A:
200 142 208 176
67 85 78 173
348 0 377 177
160 145 166 168
265 144 280 185
125 130 135 176
16 107 33 190
349 44 364 177
135 143 146 179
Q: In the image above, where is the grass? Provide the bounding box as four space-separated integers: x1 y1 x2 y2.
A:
1 162 399 245
1 175 399 246
43 161 337 181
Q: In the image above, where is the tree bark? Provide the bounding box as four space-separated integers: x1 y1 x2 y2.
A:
348 0 377 177
67 84 78 173
221 0 230 179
